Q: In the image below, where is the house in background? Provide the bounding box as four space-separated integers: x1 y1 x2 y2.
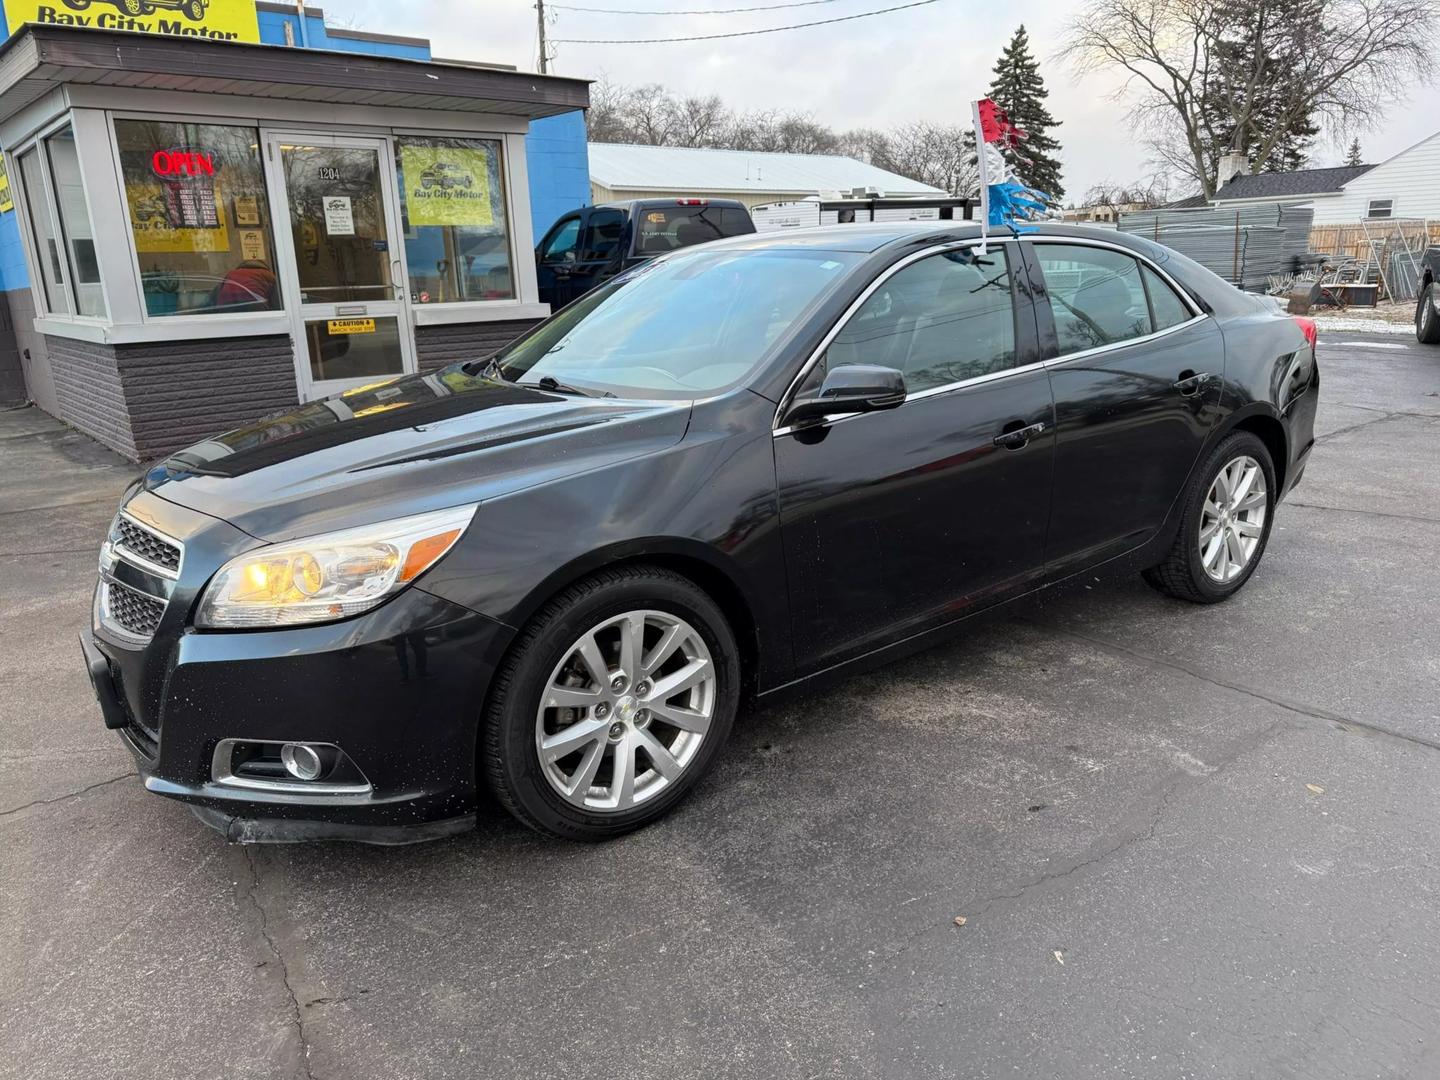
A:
1168 128 1440 224
587 143 946 209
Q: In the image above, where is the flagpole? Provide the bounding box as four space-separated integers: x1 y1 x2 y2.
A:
971 99 990 255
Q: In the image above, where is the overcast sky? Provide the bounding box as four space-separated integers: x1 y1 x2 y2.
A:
328 0 1440 202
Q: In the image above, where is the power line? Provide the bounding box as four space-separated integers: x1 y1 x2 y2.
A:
551 0 940 42
551 0 843 14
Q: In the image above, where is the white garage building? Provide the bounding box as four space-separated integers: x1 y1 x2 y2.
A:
587 143 945 209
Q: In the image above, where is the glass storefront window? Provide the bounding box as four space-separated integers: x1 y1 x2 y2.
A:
17 148 68 315
395 136 514 304
45 127 105 318
114 120 281 318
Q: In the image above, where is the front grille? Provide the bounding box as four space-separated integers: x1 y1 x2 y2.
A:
105 580 166 638
114 516 181 574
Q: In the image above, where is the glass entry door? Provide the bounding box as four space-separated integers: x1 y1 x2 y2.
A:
263 133 415 399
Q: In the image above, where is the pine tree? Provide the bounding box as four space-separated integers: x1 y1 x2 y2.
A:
1344 138 1363 167
986 25 1064 199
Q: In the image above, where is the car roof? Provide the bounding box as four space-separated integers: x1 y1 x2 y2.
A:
694 220 1144 255
598 198 751 212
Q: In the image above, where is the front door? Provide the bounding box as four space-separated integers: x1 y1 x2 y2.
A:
264 133 415 399
776 243 1054 674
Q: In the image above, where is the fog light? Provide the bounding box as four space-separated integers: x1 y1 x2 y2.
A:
280 742 325 781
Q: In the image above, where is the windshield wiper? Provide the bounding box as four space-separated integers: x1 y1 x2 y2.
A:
530 375 613 398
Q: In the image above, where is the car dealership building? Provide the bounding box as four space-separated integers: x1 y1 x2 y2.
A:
0 2 590 459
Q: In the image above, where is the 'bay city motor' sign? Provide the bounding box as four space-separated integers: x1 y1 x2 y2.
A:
5 1 261 42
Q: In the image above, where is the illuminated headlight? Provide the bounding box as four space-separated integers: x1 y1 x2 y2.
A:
195 505 477 629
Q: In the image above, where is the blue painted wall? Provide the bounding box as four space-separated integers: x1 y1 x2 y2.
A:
0 3 589 291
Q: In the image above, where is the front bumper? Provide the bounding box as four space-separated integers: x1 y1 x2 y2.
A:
86 584 514 843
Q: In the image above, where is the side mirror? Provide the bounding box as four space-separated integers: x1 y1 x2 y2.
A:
785 364 907 427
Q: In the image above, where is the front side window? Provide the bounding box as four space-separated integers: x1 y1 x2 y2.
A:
115 119 281 318
494 247 860 398
396 136 513 304
540 217 581 263
581 210 624 263
45 127 104 317
1035 244 1152 356
18 148 67 315
816 246 1018 394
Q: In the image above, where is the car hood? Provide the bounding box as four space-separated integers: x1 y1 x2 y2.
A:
143 366 692 542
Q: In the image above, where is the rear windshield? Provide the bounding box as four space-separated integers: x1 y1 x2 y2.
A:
493 247 859 398
633 206 753 255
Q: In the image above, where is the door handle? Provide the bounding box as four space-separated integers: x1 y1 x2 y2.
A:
1174 371 1214 396
993 419 1048 449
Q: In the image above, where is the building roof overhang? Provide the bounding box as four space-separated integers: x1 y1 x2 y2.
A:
0 25 589 125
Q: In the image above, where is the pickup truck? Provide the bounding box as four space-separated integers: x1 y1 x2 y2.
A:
1418 246 1440 345
535 198 755 308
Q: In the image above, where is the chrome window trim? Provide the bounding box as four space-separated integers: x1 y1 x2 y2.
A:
113 510 184 580
772 237 1022 436
210 739 374 796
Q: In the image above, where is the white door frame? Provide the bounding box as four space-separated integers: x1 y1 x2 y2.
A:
261 129 416 400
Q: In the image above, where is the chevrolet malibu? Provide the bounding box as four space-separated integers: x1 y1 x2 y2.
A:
83 223 1319 843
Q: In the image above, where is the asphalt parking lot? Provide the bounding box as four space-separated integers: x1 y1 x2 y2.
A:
3 333 1438 1080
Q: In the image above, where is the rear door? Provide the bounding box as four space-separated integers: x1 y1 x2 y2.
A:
775 241 1055 672
1025 239 1224 577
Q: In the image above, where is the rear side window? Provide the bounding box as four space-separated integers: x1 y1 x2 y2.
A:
816 246 1018 394
1035 244 1152 356
634 205 751 255
1141 264 1192 331
582 210 624 262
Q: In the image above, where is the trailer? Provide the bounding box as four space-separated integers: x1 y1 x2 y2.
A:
750 196 976 232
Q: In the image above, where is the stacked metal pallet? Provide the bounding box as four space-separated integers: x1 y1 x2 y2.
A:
1117 204 1314 292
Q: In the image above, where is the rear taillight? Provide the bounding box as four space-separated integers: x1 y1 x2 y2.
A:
1293 315 1318 352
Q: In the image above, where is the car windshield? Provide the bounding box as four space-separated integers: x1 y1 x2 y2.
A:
494 247 860 398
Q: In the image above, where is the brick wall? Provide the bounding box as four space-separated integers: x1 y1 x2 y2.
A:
414 319 540 374
45 333 297 461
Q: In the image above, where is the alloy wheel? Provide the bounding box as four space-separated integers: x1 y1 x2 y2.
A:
535 610 715 812
1199 454 1267 583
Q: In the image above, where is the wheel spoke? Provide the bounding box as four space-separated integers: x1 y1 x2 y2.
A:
1212 467 1231 505
574 632 609 687
617 612 645 681
610 732 637 808
647 699 712 734
647 657 711 702
1225 527 1247 575
1199 519 1220 545
1234 518 1263 538
544 685 602 710
1202 532 1225 574
642 622 684 676
1230 465 1258 507
565 740 605 797
635 727 683 781
1238 490 1266 513
541 716 608 762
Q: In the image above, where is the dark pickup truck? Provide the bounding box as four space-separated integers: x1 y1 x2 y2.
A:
1418 247 1440 345
535 198 755 308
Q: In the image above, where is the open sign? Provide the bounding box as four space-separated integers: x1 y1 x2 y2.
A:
151 147 217 179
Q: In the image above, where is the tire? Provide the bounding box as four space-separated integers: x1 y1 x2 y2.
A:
483 565 740 841
120 0 143 14
1417 282 1440 345
1142 431 1276 603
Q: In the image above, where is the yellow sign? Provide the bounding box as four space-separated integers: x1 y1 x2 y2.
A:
0 155 11 215
328 318 376 335
238 228 266 262
5 0 261 42
126 180 230 254
401 145 494 228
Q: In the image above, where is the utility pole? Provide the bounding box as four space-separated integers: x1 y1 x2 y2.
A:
536 0 548 73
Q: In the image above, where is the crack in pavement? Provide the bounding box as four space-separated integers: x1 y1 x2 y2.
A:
0 771 135 818
1285 500 1440 526
1032 621 1440 756
236 846 316 1080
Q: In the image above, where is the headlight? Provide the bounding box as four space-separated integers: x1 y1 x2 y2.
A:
195 505 477 629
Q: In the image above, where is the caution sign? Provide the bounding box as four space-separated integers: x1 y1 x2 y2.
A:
401 145 494 228
327 318 376 335
0 155 11 215
6 0 261 42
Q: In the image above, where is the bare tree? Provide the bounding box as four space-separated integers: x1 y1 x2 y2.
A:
665 95 728 148
1082 176 1173 209
1061 0 1439 197
886 123 978 196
